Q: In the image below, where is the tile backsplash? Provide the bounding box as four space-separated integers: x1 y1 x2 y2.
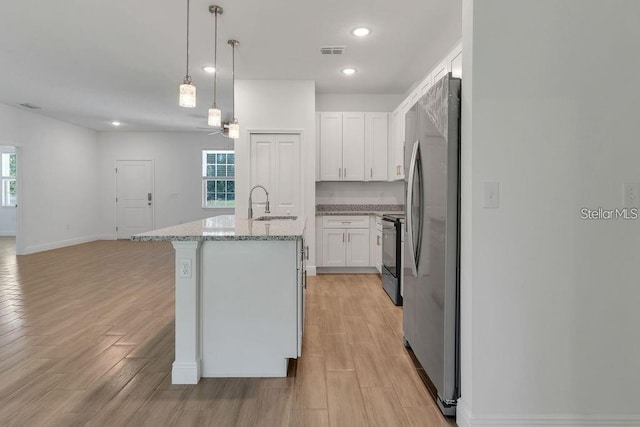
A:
316 181 404 205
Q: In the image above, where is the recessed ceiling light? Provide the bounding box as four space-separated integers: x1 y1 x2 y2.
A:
111 121 121 126
342 68 357 76
202 66 216 73
352 27 371 37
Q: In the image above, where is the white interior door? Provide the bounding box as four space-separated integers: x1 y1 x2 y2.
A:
116 160 154 239
250 133 301 217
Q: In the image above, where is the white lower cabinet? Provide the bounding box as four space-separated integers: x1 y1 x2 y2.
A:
371 216 382 273
322 228 347 267
345 228 370 266
320 216 370 267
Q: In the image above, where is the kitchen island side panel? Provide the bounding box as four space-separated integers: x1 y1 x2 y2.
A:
200 239 298 377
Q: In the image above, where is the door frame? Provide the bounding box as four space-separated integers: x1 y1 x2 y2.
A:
14 146 24 255
114 159 155 239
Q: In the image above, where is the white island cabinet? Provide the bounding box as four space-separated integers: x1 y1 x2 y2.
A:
133 215 306 383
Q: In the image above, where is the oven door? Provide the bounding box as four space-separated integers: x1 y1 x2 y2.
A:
382 217 398 278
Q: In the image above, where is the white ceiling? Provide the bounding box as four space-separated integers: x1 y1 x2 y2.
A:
0 0 461 132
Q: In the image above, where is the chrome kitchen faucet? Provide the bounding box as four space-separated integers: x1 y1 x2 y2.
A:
248 185 270 219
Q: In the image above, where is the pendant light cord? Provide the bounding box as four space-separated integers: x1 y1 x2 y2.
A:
231 41 235 120
185 0 191 81
213 9 218 107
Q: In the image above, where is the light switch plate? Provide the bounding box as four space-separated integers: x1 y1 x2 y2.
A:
484 182 500 209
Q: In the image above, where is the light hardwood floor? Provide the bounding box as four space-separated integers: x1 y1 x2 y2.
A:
0 237 455 426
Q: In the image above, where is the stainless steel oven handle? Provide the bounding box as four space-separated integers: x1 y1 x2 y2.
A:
406 140 420 278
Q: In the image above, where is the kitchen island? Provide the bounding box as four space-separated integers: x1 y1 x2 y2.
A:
133 215 306 384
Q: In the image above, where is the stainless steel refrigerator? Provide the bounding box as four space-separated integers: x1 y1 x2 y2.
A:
403 72 461 416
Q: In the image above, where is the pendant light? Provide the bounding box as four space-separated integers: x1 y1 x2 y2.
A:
207 5 223 127
228 39 240 139
178 0 196 107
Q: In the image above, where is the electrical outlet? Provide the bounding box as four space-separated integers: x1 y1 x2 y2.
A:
623 183 640 208
178 258 192 279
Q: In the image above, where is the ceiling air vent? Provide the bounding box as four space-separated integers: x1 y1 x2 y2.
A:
320 46 345 55
19 103 41 110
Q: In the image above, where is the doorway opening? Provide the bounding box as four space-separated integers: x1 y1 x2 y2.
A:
0 145 18 253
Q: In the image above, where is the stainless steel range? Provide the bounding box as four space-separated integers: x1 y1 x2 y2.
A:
381 214 404 306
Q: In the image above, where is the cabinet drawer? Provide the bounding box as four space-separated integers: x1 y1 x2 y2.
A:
322 215 369 229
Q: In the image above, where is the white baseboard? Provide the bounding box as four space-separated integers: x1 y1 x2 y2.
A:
171 361 201 385
306 266 317 276
317 266 379 274
0 230 16 236
99 234 118 240
456 400 640 427
22 235 100 255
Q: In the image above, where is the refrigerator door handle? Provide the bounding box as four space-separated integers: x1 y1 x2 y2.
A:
406 140 420 278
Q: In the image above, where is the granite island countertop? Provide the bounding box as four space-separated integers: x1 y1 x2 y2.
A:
316 204 404 217
132 215 305 242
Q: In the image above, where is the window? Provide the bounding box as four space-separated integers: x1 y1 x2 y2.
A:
202 150 235 208
1 153 16 207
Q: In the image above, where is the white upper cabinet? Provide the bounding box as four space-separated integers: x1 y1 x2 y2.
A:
320 112 343 181
365 113 388 181
420 75 433 96
388 42 463 182
319 112 388 182
451 50 462 78
342 112 365 181
315 112 321 182
432 63 449 84
389 102 408 181
389 107 404 181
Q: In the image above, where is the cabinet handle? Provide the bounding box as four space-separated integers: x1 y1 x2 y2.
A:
343 233 345 243
348 232 351 243
377 235 380 245
344 167 347 177
339 168 342 178
341 221 351 224
397 165 400 175
370 168 373 178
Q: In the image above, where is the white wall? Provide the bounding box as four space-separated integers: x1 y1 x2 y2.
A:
316 181 404 205
459 1 640 425
0 104 100 254
0 145 16 235
235 80 316 269
316 94 402 112
96 132 234 238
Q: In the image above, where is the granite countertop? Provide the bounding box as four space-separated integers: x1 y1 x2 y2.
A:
132 215 305 242
316 204 404 217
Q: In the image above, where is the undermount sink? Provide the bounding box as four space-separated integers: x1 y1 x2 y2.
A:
253 215 298 221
